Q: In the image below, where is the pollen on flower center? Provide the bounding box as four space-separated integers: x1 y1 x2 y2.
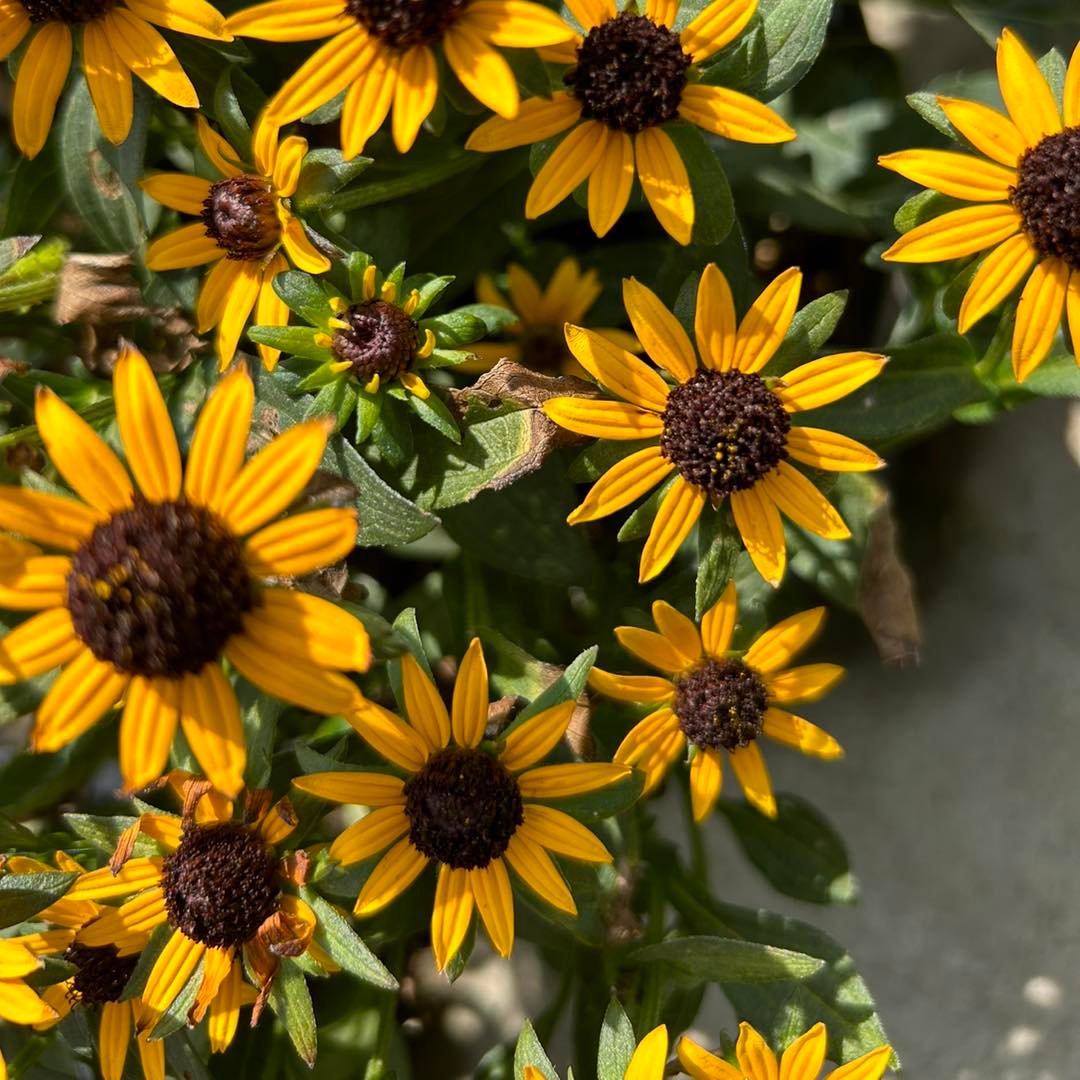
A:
1011 126 1080 270
161 823 281 949
564 13 691 135
674 658 767 752
19 0 114 22
66 497 256 679
344 0 470 49
331 299 419 382
404 747 524 869
660 370 791 498
202 176 281 261
64 942 138 1007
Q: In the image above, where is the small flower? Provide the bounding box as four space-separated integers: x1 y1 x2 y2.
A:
466 0 795 243
590 581 845 819
471 258 639 376
226 0 575 156
541 264 886 585
0 935 58 1077
8 850 168 1080
57 773 332 1055
677 1020 893 1079
142 118 330 369
0 347 410 796
0 0 230 158
880 30 1080 382
294 637 630 971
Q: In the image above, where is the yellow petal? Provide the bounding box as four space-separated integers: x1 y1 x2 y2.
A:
99 999 131 1080
139 172 212 215
0 4 30 62
679 0 757 61
1068 272 1080 366
145 223 221 270
466 91 581 152
179 664 245 798
677 1035 744 1080
104 10 198 108
33 648 129 753
1012 256 1068 383
392 44 439 153
0 554 69 610
737 1021 779 1080
562 324 670 412
652 601 702 664
253 253 291 371
443 22 519 118
76 887 169 947
542 397 664 440
349 698 430 773
564 0 613 30
828 1046 893 1080
431 865 475 971
626 1025 669 1080
461 0 575 46
499 700 574 772
243 508 357 577
195 115 243 177
615 626 691 674
184 365 253 511
613 706 679 772
700 579 737 657
765 663 844 705
634 126 694 245
0 607 81 684
646 0 678 24
588 129 635 237
0 488 100 550
878 148 1015 201
785 427 883 472
639 475 706 583
623 278 697 383
762 707 842 760
126 0 230 40
114 345 182 502
82 21 134 146
213 259 263 367
281 212 331 274
451 637 488 749
292 771 405 806
354 837 429 916
519 804 610 862
526 121 609 220
504 831 575 914
958 233 1037 333
773 351 887 412
996 28 1061 146
586 667 675 703
264 29 372 124
401 652 450 752
744 607 825 674
679 84 795 144
936 95 1026 168
329 806 410 865
881 203 1021 263
341 47 398 159
730 485 785 588
140 929 205 1024
119 676 180 794
0 978 57 1026
226 0 350 40
469 859 514 958
689 747 723 822
65 858 163 901
207 958 247 1054
733 267 802 374
696 262 738 372
517 762 629 799
1067 40 1080 128
12 23 72 159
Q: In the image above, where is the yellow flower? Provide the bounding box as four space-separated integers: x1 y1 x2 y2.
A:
541 264 886 585
0 0 230 159
880 30 1080 383
470 257 639 376
55 772 331 1055
294 637 630 972
8 850 168 1080
465 0 795 244
590 581 845 820
142 118 330 370
226 0 576 157
0 934 58 1079
0 346 410 797
677 1020 893 1080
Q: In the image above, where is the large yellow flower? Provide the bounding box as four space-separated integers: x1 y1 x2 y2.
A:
9 851 167 1080
0 0 229 158
0 347 408 797
466 0 795 243
226 0 575 157
57 773 332 1056
591 581 844 819
881 30 1080 383
541 264 886 585
0 938 58 1077
294 637 630 972
143 119 330 370
677 1021 893 1080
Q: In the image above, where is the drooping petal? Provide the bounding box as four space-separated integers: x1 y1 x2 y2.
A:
280 212 331 274
639 476 706 583
98 999 131 1080
567 446 673 525
586 667 675 703
466 92 581 151
451 637 489 749
114 345 182 502
743 607 826 674
354 838 429 916
32 648 129 753
877 148 1016 201
881 203 1022 263
1013 256 1069 383
689 748 724 822
119 676 180 794
760 462 850 540
0 2 30 62
104 10 198 108
207 959 248 1054
242 589 371 672
588 129 635 238
244 508 357 577
634 126 695 245
0 608 81 684
504 832 575 914
431 865 475 971
701 579 737 657
785 427 883 472
82 21 134 146
0 977 58 1025
772 351 887 412
469 859 514 958
329 806 410 865
498 700 575 772
526 121 610 220
736 1021 780 1080
443 22 519 118
623 278 697 383
696 262 738 372
392 44 439 153
679 0 757 62
195 115 243 177
765 663 844 705
1069 272 1080 366
292 771 405 807
936 96 1025 168
1067 40 1080 128
733 267 802 374
11 23 72 159
519 804 611 862
253 253 291 371
679 84 795 144
958 232 1038 333
996 28 1061 147
730 485 786 588
542 397 664 440
562 325 670 412
213 259 263 367
179 664 245 798
762 707 843 760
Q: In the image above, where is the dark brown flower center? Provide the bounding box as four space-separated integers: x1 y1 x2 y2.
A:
344 0 470 48
66 497 256 679
1011 126 1080 271
202 176 280 261
660 370 790 498
403 747 523 870
565 13 691 134
20 0 114 22
675 658 767 752
331 299 419 382
521 327 569 372
161 823 281 949
64 942 138 1006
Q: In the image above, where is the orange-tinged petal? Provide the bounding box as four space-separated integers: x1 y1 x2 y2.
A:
0 607 80 684
639 476 705 583
542 397 664 440
677 1035 743 1080
341 47 397 159
623 278 697 384
431 865 474 971
701 579 737 657
828 1045 893 1080
329 806 409 865
12 23 72 159
744 607 825 674
114 345 182 502
179 664 245 798
145 223 221 270
264 29 371 124
466 91 581 152
958 233 1037 333
651 599 702 663
292 771 405 807
996 28 1061 146
184 365 253 513
82 20 133 146
878 148 1015 201
937 95 1025 168
461 0 575 46
354 838 428 916
773 351 886 413
33 648 129 753
401 652 450 751
119 676 180 794
587 667 675 703
526 120 609 219
504 831 575 914
760 462 850 540
243 508 357 578
1013 256 1068 383
567 445 673 525
518 804 610 862
563 324 670 412
696 262 738 372
785 427 883 472
679 0 756 62
498 700 575 772
679 84 795 144
451 637 488 749
737 1021 779 1080
731 485 786 588
139 172 211 215
635 126 694 245
104 10 198 108
762 707 843 760
881 203 1021 263
765 663 844 705
517 762 629 799
588 129 635 238
443 21 519 118
469 859 514 958
689 749 723 822
392 44 438 153
733 267 802 374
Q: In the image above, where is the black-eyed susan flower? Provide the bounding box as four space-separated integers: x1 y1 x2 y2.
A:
465 0 795 243
881 30 1080 382
677 1020 893 1079
294 637 630 972
591 581 845 819
8 852 166 1080
0 346 411 798
0 0 229 158
142 118 330 370
0 937 58 1076
469 257 638 376
58 773 331 1055
226 0 575 158
541 264 886 585
522 1024 668 1080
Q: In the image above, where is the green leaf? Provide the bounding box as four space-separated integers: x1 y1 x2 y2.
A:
617 474 675 542
517 645 597 725
371 393 414 467
0 872 77 929
720 794 858 905
0 236 65 312
905 91 957 140
63 813 158 856
292 149 373 212
665 124 735 247
766 291 849 373
695 509 741 619
212 67 259 163
247 324 330 363
630 934 824 983
422 303 516 347
596 998 636 1080
406 389 462 443
301 888 399 991
272 271 333 328
268 958 318 1066
514 1020 558 1080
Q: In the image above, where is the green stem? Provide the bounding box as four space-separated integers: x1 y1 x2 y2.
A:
8 1035 51 1079
363 941 405 1080
635 873 666 1031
